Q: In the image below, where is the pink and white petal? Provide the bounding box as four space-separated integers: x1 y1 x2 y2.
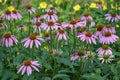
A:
31 65 39 72
21 66 26 75
27 66 32 76
5 39 9 47
30 40 33 48
24 39 31 48
17 65 25 73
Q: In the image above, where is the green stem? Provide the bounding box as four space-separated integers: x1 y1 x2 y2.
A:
68 30 71 56
28 12 31 35
9 21 12 33
73 25 76 53
50 27 53 50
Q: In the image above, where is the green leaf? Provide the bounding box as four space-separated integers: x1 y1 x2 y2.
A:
113 76 120 80
82 73 106 80
52 74 70 80
110 64 117 75
44 63 52 70
2 69 12 80
58 69 74 74
57 58 73 67
43 77 51 80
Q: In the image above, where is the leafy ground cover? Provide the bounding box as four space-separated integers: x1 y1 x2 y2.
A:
0 0 120 80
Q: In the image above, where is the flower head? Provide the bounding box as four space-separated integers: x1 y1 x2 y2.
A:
25 5 35 14
57 29 67 40
45 7 57 13
7 6 15 12
0 20 7 28
62 22 72 30
70 50 86 61
44 11 58 22
32 14 43 23
95 24 104 37
81 13 93 21
103 25 116 34
77 32 97 44
105 13 120 22
33 22 46 32
85 51 95 62
81 13 95 27
70 51 80 61
44 21 59 31
96 1 103 8
98 53 114 63
97 45 112 55
69 18 83 29
53 49 62 56
99 31 118 44
17 60 40 76
3 10 12 20
0 33 18 47
39 2 47 9
90 3 97 8
18 25 27 30
22 34 44 48
73 4 81 11
11 10 22 20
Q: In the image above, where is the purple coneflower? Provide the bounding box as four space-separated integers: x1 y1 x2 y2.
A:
70 52 80 61
44 32 50 40
81 13 93 21
95 24 104 37
0 20 7 28
97 45 112 55
32 14 42 23
103 25 116 34
3 10 12 20
0 33 18 47
17 60 40 76
105 13 120 22
22 34 44 48
18 25 27 30
45 7 57 13
99 31 118 44
44 11 58 22
62 22 72 30
98 53 114 63
57 29 67 40
33 22 46 32
70 51 86 61
76 19 86 28
55 21 66 30
11 10 22 20
77 32 97 44
96 1 103 8
81 13 95 27
25 5 35 14
45 21 59 31
69 18 80 29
